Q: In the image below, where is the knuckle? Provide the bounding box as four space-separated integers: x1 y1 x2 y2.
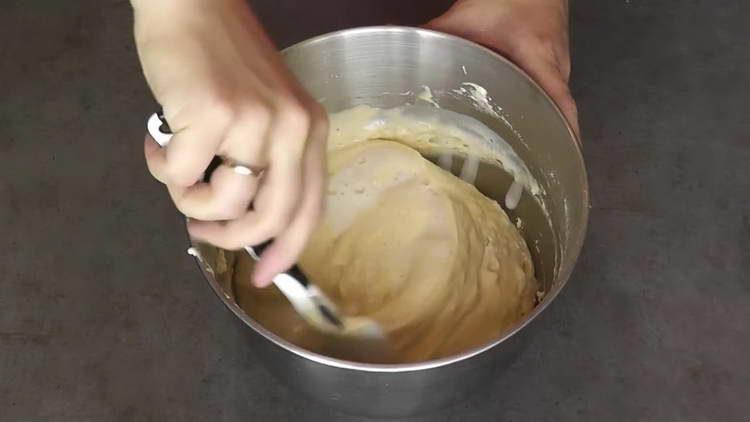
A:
165 163 198 186
146 163 167 184
242 100 273 128
176 202 209 221
172 198 194 218
219 201 247 221
261 214 290 238
277 97 312 133
199 193 246 221
203 95 236 127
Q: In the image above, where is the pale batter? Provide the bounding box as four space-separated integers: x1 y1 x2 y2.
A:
227 107 538 363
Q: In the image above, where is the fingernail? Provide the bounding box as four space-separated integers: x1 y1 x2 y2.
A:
253 275 272 288
252 268 273 288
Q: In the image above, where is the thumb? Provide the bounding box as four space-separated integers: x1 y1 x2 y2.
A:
513 52 580 138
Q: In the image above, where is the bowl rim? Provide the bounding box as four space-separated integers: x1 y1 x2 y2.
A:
193 25 589 373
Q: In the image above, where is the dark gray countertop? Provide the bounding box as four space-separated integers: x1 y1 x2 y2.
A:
2 0 748 420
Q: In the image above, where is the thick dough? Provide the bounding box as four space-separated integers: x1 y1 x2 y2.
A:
302 140 536 361
231 114 538 363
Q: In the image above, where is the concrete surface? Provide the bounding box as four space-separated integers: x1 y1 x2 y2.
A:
1 0 749 420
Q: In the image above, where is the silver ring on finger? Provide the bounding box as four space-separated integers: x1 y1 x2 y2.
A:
221 157 265 178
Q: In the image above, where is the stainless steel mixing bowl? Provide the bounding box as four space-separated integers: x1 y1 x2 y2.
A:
191 26 588 418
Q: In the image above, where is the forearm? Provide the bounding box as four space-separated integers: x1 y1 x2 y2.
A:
130 0 327 285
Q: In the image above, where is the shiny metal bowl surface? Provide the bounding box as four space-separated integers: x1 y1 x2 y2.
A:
191 26 588 418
